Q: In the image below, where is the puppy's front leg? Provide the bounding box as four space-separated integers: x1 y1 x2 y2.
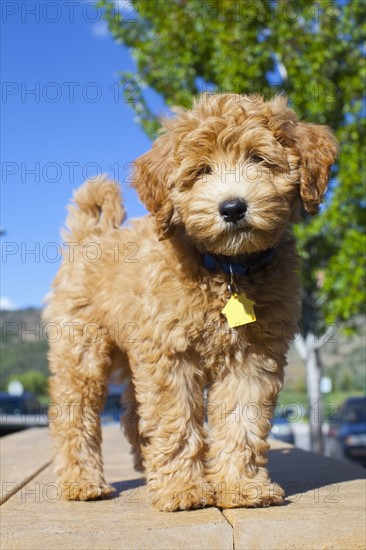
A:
133 354 215 511
205 357 285 508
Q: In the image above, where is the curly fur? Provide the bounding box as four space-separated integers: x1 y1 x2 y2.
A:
44 94 338 511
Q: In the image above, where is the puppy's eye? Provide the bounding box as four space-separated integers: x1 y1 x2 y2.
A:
250 154 264 164
196 165 212 178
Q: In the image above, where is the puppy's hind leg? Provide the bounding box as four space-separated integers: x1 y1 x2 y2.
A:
121 380 144 472
48 323 115 500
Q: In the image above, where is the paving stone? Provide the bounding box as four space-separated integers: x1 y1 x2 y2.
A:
225 441 366 550
1 426 232 550
0 428 52 504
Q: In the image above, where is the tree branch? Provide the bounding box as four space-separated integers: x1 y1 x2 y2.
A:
294 334 307 360
313 324 336 350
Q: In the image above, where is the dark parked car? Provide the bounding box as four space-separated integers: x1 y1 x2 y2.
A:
0 392 47 435
100 384 126 425
0 392 42 416
328 396 366 467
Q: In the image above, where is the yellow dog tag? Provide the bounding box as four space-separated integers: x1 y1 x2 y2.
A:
222 293 256 328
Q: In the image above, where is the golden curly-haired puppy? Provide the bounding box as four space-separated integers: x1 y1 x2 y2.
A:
44 94 338 511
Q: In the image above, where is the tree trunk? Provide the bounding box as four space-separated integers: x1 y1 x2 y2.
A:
304 333 324 454
294 334 324 454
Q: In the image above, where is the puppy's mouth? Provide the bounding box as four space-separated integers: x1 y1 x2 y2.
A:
224 219 251 231
205 215 278 255
197 225 254 256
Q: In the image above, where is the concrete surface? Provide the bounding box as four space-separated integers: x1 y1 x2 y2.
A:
1 425 365 549
0 428 52 504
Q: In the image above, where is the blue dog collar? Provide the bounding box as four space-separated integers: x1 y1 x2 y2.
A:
202 248 275 277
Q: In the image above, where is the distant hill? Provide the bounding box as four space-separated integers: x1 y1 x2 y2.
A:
0 308 365 395
0 308 48 391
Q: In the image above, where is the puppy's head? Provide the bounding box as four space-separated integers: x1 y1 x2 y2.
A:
133 94 338 254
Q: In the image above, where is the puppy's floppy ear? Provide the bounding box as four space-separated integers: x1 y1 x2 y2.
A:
295 122 339 214
132 133 176 239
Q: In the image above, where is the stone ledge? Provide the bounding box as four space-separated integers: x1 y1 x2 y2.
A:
1 425 365 549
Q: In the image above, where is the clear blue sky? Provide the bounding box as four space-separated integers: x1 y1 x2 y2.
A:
1 1 166 310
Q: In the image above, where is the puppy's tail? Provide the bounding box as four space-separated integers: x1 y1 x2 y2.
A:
63 176 125 242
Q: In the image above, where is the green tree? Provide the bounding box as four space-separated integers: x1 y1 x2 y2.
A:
99 0 365 451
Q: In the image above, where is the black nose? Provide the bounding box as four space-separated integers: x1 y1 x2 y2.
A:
219 199 248 223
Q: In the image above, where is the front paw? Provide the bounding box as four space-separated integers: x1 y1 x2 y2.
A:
150 481 215 512
213 480 284 509
59 473 116 501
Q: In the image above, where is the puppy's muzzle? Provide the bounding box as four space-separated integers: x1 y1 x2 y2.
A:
219 198 247 224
